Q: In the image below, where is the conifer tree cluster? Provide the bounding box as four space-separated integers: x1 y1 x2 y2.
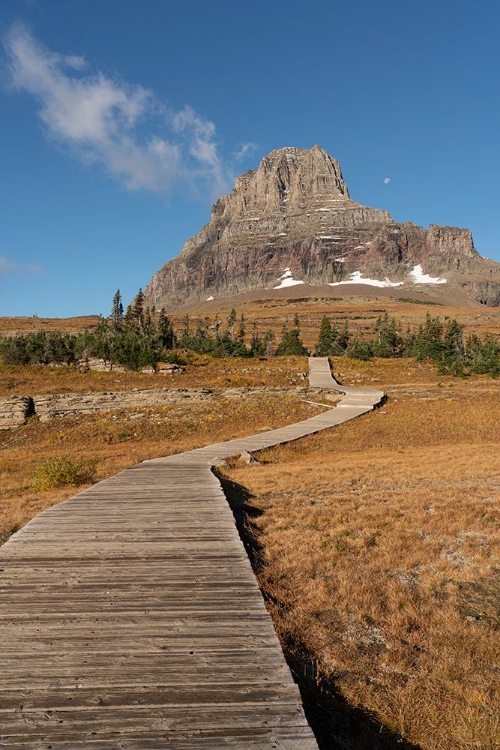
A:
275 314 307 356
0 290 176 371
175 308 275 358
315 311 500 376
171 309 306 357
1 296 499 377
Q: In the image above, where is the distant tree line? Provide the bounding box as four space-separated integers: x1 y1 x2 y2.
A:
316 311 500 376
0 290 176 371
1 292 499 377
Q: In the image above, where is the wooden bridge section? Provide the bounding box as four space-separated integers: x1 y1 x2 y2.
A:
0 360 383 749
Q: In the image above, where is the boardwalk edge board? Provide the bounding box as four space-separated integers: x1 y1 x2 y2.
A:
0 358 383 748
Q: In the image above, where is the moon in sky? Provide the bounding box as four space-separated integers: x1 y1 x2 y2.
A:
384 177 391 184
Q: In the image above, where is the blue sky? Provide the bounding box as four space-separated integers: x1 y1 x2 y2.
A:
0 0 499 317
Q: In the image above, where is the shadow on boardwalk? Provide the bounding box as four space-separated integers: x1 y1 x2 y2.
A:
219 473 423 750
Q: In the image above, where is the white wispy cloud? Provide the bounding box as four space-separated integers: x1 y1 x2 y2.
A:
22 262 45 274
234 142 257 161
0 256 46 276
170 105 228 198
3 24 230 197
0 256 16 277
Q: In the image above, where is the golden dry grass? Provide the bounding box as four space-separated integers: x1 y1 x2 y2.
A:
0 354 308 396
0 390 319 544
222 370 500 750
0 315 100 335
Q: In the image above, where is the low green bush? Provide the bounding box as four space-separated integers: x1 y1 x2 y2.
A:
32 455 98 492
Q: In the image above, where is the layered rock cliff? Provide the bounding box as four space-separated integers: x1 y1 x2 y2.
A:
145 145 500 308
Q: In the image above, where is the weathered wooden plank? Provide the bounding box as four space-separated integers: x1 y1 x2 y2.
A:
1 725 318 749
0 682 301 710
1 713 311 741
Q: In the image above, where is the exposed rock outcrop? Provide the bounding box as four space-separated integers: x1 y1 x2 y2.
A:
33 388 217 422
1 387 307 428
0 396 34 430
145 145 500 308
76 358 182 375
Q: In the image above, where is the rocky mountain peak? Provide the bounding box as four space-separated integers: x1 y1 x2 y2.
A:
146 146 500 309
211 145 349 224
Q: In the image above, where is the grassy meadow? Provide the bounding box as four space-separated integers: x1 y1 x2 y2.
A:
1 302 499 749
222 363 500 750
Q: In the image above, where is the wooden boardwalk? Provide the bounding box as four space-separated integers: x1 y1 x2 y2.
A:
0 359 383 749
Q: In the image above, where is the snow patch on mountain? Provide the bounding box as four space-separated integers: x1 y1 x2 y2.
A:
274 268 305 289
409 264 447 284
329 271 403 288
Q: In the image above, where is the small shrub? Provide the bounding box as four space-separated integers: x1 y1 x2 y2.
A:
32 455 98 492
224 376 250 387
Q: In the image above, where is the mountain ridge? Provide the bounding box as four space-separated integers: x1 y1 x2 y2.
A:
145 145 500 308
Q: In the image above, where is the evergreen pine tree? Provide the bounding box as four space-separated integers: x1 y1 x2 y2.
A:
131 289 145 331
227 308 237 340
250 322 264 355
373 312 402 357
238 314 246 343
470 333 500 376
440 318 465 375
144 306 153 332
214 313 222 340
337 320 350 352
124 304 133 325
316 315 333 355
158 309 175 349
110 289 124 328
346 330 373 361
415 313 444 361
276 318 306 356
264 330 275 356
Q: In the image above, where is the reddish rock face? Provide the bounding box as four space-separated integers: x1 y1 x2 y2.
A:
145 145 500 308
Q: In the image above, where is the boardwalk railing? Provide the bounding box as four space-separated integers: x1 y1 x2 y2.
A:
0 359 383 749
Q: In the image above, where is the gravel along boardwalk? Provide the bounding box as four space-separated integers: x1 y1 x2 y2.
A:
0 358 383 749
